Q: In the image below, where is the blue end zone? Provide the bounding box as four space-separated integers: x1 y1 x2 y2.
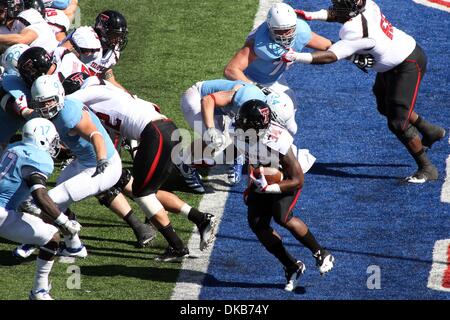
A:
200 0 450 299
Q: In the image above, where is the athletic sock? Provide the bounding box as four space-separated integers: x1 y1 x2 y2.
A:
158 224 184 251
187 208 205 226
33 258 54 292
123 210 143 233
266 239 298 270
294 230 322 254
64 234 82 249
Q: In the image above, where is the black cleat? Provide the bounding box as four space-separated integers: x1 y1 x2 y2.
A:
405 165 439 184
284 261 306 292
134 223 157 248
154 246 189 262
197 213 217 251
314 249 335 275
422 126 446 149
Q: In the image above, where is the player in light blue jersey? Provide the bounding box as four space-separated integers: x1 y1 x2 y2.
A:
29 74 123 257
180 79 266 187
0 118 80 300
224 3 332 110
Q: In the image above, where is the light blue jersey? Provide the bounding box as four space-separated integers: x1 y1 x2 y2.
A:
200 79 266 117
245 19 312 85
52 97 115 167
0 142 53 210
0 74 33 145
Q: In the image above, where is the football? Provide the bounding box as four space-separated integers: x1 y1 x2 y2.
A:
252 166 283 184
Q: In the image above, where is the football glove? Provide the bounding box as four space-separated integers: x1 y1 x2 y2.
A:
205 127 226 149
249 170 268 193
294 9 313 20
92 159 110 177
351 53 374 73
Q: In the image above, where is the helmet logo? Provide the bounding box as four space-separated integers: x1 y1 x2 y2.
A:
258 107 271 125
100 13 109 21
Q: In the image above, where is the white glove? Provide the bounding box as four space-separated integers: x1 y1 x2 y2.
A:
55 213 82 236
250 171 268 193
205 127 226 149
281 48 298 64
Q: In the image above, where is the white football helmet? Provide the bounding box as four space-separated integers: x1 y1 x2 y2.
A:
1 43 30 75
31 75 65 119
266 3 297 48
266 91 294 126
22 117 60 157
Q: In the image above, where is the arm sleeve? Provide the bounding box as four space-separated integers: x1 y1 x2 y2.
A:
328 38 376 60
22 167 48 192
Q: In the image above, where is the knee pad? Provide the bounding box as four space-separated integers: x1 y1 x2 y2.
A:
96 187 121 207
116 168 132 191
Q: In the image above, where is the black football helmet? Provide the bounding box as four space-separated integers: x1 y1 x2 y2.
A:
94 10 128 51
0 0 24 25
17 46 52 85
329 0 366 23
235 99 272 133
23 0 44 17
62 72 89 95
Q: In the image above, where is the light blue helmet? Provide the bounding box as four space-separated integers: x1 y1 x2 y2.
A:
1 43 30 75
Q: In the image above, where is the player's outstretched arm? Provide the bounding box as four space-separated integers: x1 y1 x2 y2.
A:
224 41 257 83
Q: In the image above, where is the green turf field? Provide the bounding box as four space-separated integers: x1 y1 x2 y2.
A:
0 0 258 300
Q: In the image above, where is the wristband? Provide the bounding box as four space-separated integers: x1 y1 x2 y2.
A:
263 184 282 194
55 213 69 225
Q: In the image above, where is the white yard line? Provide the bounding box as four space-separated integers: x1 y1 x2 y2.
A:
171 0 280 300
440 136 450 203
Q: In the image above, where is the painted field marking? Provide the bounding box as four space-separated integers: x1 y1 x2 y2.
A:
413 0 450 12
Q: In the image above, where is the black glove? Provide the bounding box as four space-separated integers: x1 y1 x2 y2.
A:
352 53 374 73
92 159 110 177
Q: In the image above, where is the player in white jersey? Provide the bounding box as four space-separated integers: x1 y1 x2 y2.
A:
0 4 58 53
43 0 77 23
64 75 217 258
58 10 129 91
233 99 334 292
287 0 446 183
45 7 69 41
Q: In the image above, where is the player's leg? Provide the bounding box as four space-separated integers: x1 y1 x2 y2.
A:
246 192 304 291
381 49 438 182
132 120 189 261
271 190 334 275
96 168 156 248
0 208 60 299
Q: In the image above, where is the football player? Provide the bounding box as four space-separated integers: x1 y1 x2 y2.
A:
0 118 80 300
180 79 267 188
234 99 334 292
27 74 123 257
64 74 217 258
0 0 58 53
285 0 446 183
43 0 78 23
58 10 129 91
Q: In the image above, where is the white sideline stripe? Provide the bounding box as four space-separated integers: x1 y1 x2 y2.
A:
413 0 450 13
440 137 450 203
171 0 280 300
427 239 450 292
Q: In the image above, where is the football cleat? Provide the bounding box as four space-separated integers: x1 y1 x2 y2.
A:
134 222 157 248
197 213 217 251
284 260 306 292
227 154 245 185
154 246 189 262
59 156 76 171
405 165 438 184
176 163 206 193
29 288 53 300
13 244 37 259
58 243 88 258
314 249 335 275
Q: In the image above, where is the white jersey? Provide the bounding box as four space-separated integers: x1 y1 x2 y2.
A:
52 46 90 81
88 47 120 76
68 77 166 140
12 9 58 53
45 8 70 35
235 121 294 167
336 0 416 72
266 90 297 135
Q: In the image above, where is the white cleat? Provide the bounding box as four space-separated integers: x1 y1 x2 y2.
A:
13 244 37 259
284 261 306 292
58 244 88 258
198 213 217 251
29 289 53 300
314 249 335 275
